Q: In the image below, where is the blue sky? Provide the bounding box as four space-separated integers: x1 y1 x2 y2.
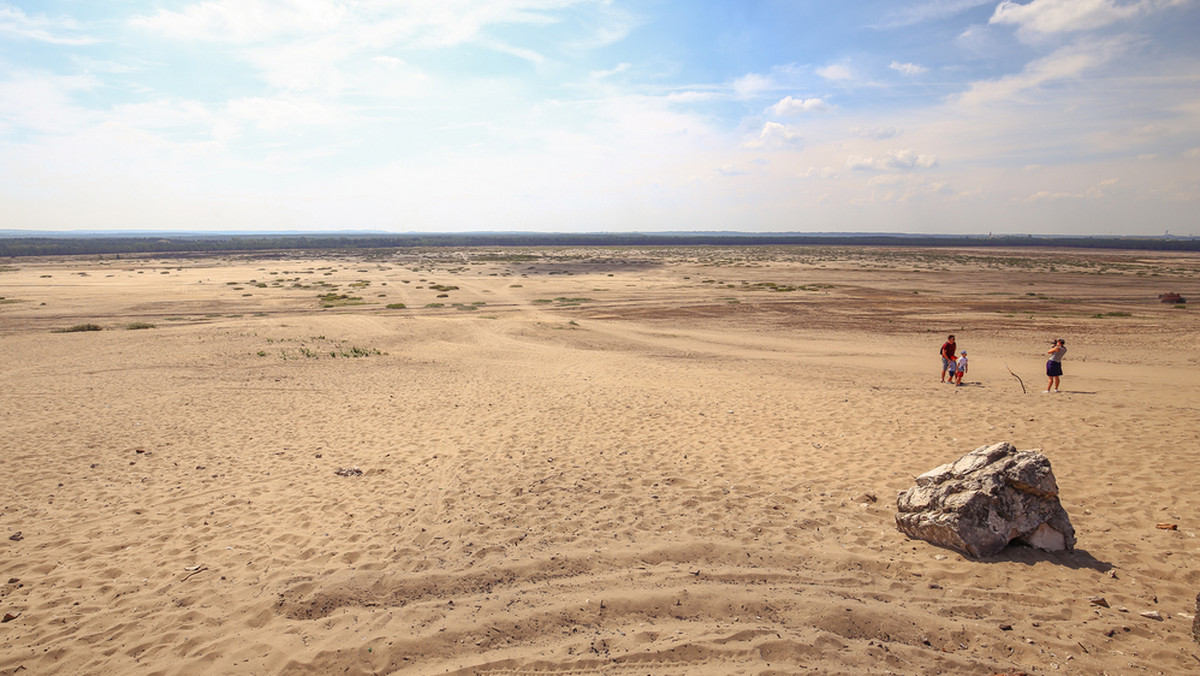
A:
2 0 1198 234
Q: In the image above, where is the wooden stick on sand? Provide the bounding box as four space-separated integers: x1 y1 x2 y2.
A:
1005 363 1027 394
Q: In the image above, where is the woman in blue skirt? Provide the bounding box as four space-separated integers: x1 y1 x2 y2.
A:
1045 338 1066 393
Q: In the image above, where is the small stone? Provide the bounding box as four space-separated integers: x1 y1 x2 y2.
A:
7 532 21 542
1103 628 1116 637
999 623 1013 631
1155 523 1178 531
1139 610 1163 621
1089 596 1110 608
1 613 18 623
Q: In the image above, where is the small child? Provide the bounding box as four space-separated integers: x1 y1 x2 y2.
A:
954 350 968 385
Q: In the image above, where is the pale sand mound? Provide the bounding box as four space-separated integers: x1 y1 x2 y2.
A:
1 247 1198 674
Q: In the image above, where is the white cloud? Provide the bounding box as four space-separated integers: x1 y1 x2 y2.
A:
130 0 349 42
876 0 995 28
111 99 215 130
733 73 773 99
846 149 938 171
127 0 607 60
1022 177 1121 201
371 55 404 68
590 62 630 79
0 5 97 45
226 96 348 132
955 37 1128 107
817 63 854 81
741 122 803 150
766 96 829 116
801 166 837 179
990 0 1184 36
1024 190 1077 201
889 61 928 76
664 90 722 104
0 71 100 134
849 126 902 140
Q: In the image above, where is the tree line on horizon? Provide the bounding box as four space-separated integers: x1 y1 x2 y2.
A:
1 233 1198 257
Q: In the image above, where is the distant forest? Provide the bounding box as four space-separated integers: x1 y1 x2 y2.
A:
2 233 1199 257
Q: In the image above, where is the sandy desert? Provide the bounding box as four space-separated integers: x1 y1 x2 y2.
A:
1 245 1198 675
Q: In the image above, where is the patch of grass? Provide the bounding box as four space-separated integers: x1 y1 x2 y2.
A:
319 293 365 307
429 284 459 292
386 303 407 309
425 302 445 308
125 322 156 330
331 346 384 358
473 253 540 262
53 323 103 333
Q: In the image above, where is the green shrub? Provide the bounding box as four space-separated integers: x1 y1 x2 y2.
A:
53 323 103 333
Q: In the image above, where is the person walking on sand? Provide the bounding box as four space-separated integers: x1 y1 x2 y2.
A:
954 350 968 386
940 334 957 383
1045 338 1066 393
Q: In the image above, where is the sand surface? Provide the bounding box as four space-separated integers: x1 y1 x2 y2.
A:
1 246 1198 675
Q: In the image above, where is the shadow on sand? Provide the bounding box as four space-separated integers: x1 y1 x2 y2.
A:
984 543 1112 572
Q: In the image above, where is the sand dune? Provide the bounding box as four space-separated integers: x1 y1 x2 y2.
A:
1 246 1198 674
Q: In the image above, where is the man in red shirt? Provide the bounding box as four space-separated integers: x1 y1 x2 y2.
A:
940 334 957 383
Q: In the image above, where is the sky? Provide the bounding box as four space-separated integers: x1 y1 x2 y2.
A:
1 1 1199 235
